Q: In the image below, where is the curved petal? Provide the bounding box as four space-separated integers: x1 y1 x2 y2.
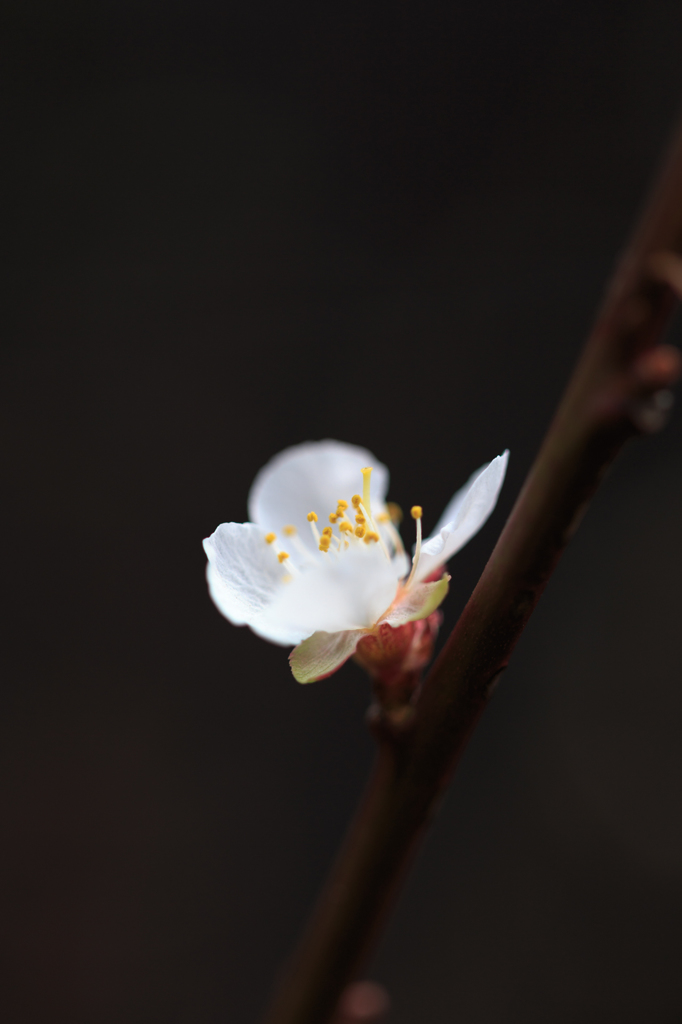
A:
256 544 398 639
381 574 450 628
203 522 287 624
248 609 313 647
206 562 307 646
248 440 390 554
414 451 509 583
290 628 365 683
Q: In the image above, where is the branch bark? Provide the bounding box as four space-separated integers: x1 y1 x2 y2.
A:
262 117 682 1024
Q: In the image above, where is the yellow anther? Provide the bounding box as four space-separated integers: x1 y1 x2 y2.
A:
283 525 297 536
354 513 366 525
354 525 366 538
322 526 333 536
411 505 423 520
364 531 380 544
307 511 318 522
265 532 277 544
329 512 339 523
339 521 353 534
319 539 331 552
277 551 289 563
387 502 403 524
337 499 349 510
376 512 390 522
351 494 362 508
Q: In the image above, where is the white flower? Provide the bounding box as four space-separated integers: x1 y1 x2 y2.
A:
203 440 509 683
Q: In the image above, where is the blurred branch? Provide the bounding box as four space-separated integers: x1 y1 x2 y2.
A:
262 116 682 1024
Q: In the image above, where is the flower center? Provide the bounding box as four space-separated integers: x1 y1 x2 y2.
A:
262 466 424 583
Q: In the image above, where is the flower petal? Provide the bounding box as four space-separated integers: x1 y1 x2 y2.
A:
390 550 411 580
259 543 398 638
203 522 287 625
290 628 365 683
248 440 390 554
381 574 450 628
414 451 509 583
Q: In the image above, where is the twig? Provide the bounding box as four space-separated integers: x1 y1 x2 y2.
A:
262 116 682 1024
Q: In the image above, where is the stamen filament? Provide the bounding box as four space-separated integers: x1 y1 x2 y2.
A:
404 506 423 589
382 517 405 556
358 501 391 561
289 532 314 564
268 538 300 574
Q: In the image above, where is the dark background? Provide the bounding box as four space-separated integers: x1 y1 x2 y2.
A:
2 2 682 1022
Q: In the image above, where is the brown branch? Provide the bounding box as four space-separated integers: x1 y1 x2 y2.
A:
262 116 682 1024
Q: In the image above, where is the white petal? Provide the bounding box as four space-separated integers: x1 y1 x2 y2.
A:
203 523 304 645
390 550 411 580
248 440 390 554
248 609 312 647
203 522 286 622
381 575 450 628
258 544 398 638
289 628 365 683
414 451 509 583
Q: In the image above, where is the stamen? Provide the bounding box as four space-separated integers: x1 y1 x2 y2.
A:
355 525 366 538
337 499 349 511
322 526 333 537
351 494 362 508
329 512 340 523
339 521 353 534
307 511 321 545
277 551 290 563
381 517 405 556
358 500 391 561
283 525 297 537
287 531 313 564
265 532 277 544
354 513 366 525
364 531 380 544
404 506 423 590
338 507 356 533
387 502 403 524
375 509 405 555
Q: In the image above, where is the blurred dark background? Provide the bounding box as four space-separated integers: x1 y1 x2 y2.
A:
2 2 682 1021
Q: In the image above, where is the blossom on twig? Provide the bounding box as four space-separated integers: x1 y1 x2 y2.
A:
203 440 508 683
